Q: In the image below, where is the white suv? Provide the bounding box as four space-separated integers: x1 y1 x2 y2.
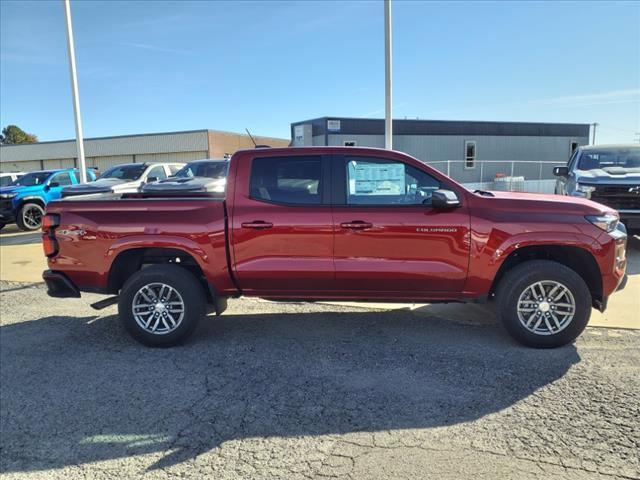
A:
62 162 184 197
0 172 25 187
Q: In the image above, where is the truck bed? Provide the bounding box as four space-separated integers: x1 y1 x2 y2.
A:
45 196 237 296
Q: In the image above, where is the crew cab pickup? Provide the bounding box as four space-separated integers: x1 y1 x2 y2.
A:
42 147 628 348
554 145 640 232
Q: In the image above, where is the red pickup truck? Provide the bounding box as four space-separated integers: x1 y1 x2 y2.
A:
41 147 628 348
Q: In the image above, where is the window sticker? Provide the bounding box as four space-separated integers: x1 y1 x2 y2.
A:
348 161 405 196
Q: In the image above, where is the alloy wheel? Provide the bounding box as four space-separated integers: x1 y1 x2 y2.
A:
132 282 185 335
516 280 576 336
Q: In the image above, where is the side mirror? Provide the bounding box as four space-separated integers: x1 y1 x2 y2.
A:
431 189 461 209
146 176 159 183
48 182 60 188
553 166 569 177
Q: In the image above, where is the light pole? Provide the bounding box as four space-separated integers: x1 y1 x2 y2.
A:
384 0 392 150
62 0 87 183
591 122 599 146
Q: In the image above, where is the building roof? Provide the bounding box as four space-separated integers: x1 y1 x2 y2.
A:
0 129 288 163
291 116 591 138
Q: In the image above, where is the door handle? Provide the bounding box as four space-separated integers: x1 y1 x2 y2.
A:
340 221 373 230
241 221 273 230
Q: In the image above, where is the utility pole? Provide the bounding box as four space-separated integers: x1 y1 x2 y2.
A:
62 0 87 183
384 0 392 150
591 122 599 146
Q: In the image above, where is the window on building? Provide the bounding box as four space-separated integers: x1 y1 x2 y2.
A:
344 156 440 206
343 140 357 147
570 142 579 157
50 172 73 186
464 141 476 169
250 156 322 205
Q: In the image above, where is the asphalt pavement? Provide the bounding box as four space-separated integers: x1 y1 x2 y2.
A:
1 281 639 479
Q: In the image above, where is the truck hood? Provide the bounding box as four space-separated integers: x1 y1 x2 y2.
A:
0 185 41 196
62 178 140 197
576 167 640 184
139 176 226 194
483 190 615 215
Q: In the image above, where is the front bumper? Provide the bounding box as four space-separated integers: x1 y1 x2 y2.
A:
618 211 640 231
43 270 81 298
0 199 15 223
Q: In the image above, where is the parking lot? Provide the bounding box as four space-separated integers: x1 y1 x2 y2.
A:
1 229 639 479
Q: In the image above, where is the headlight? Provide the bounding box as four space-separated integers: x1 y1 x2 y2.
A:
585 213 619 233
0 193 17 199
573 184 596 198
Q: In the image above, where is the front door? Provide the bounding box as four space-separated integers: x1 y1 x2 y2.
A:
231 153 334 294
47 171 74 200
332 155 470 296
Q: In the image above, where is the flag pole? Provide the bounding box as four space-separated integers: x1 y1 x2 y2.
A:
62 0 87 183
384 0 393 150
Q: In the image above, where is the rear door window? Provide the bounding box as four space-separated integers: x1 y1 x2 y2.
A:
147 166 167 181
250 156 323 205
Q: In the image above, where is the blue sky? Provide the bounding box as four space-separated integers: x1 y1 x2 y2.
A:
1 0 639 144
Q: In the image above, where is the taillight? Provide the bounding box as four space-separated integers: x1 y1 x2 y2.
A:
42 214 60 257
42 214 60 231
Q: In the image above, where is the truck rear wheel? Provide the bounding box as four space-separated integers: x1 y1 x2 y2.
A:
496 260 591 348
118 264 205 347
17 202 44 231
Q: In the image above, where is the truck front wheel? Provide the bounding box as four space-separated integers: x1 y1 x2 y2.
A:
496 260 592 348
118 264 206 347
17 202 44 231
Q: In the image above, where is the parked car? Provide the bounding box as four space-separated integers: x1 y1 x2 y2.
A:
42 147 627 348
0 172 25 187
554 145 640 232
139 159 229 194
0 168 97 231
61 162 184 197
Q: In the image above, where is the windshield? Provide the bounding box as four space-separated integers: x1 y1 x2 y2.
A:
101 164 147 180
9 171 51 186
578 149 640 170
175 161 228 179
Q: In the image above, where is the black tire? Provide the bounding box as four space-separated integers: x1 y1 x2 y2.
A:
16 202 44 231
118 264 206 347
496 260 591 348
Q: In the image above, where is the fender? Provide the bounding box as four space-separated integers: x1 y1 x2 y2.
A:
490 231 599 267
15 195 46 207
104 234 234 294
464 229 600 296
106 234 210 273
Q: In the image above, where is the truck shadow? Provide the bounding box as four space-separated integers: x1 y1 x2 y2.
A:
0 309 579 473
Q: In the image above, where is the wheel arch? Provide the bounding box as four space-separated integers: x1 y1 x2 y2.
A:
490 244 603 309
16 196 46 210
107 247 218 304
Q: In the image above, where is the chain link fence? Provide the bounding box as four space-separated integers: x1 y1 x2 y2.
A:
426 160 560 194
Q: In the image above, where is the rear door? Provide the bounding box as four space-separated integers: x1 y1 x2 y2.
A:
230 153 334 294
331 154 470 295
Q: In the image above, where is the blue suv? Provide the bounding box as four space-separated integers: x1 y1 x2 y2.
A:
0 168 96 231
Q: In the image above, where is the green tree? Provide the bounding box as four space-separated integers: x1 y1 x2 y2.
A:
0 125 38 144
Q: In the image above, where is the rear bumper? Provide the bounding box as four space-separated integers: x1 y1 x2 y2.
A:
43 270 81 298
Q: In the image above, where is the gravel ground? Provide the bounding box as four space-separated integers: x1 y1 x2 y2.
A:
0 281 639 479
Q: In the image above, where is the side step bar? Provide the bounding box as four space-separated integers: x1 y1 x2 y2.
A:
91 296 119 310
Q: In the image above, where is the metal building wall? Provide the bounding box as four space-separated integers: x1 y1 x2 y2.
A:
327 133 588 183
